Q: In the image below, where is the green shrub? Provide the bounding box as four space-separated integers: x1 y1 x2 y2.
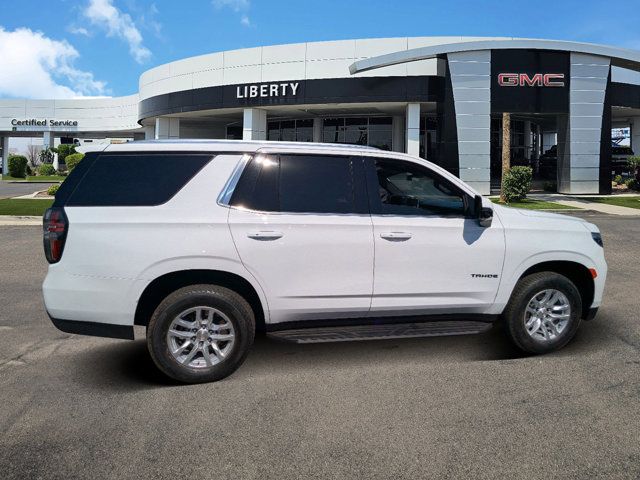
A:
47 184 60 196
502 166 533 202
65 152 84 171
613 174 623 185
38 163 56 176
56 144 76 165
624 178 638 190
26 165 33 177
7 155 28 178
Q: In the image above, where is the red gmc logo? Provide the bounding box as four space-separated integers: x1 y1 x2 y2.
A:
498 73 565 87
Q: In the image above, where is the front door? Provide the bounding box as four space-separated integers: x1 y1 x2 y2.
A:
365 156 506 316
228 153 374 324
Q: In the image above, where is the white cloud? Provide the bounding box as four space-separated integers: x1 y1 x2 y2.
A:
83 0 151 63
213 0 252 27
0 27 108 99
68 25 90 36
213 0 250 11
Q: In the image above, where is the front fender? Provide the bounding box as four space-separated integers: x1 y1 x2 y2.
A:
491 250 598 314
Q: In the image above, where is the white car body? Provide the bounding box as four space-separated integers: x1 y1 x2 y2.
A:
42 140 607 339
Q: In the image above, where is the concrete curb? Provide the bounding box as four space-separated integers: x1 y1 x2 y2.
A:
0 216 42 226
11 191 54 199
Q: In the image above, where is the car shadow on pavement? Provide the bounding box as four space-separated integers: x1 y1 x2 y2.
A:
70 323 538 391
71 311 616 391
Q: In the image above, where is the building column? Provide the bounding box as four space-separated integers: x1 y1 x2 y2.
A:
558 53 610 194
243 108 267 141
155 117 180 139
143 125 155 140
447 50 491 195
312 117 323 143
406 103 420 157
392 115 404 153
1 137 9 176
631 117 640 156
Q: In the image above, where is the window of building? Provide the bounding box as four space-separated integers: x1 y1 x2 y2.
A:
419 116 437 160
267 119 313 142
323 117 393 150
226 125 242 140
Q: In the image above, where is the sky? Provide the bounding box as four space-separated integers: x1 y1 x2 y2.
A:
0 0 639 99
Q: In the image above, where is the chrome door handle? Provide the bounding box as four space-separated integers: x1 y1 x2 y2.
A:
247 231 283 240
380 232 412 241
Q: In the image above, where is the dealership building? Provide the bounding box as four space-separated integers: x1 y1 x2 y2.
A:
2 36 640 194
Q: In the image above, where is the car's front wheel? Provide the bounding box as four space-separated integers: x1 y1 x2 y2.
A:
147 284 255 383
504 272 582 354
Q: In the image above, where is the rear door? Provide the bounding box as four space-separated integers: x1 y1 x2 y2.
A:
365 156 506 316
227 153 374 324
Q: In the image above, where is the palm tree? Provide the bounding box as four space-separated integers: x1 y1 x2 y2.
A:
500 112 511 202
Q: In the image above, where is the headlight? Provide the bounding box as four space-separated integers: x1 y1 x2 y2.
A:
591 232 603 248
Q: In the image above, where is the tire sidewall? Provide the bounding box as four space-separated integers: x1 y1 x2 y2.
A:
508 273 582 354
148 289 253 383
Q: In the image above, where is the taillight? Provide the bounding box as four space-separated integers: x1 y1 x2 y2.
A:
43 207 68 264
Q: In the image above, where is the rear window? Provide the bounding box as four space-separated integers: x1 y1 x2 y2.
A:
60 153 214 207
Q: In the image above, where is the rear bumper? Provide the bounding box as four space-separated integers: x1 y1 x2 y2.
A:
48 313 134 340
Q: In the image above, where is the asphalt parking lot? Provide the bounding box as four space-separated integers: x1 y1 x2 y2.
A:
0 180 55 199
0 212 638 480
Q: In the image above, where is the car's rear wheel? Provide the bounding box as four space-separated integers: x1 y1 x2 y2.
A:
503 272 582 354
147 284 255 383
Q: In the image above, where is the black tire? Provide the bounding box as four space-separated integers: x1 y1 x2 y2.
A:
147 284 255 383
503 272 582 354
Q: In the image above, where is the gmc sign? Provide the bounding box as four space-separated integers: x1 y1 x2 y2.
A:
498 73 565 87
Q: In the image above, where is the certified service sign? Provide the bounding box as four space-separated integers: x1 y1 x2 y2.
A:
11 119 79 127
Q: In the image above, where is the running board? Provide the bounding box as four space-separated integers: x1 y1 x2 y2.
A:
266 320 493 344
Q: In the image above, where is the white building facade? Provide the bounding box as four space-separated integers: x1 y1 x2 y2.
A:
3 36 640 194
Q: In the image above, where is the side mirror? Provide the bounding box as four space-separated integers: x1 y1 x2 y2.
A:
474 195 493 228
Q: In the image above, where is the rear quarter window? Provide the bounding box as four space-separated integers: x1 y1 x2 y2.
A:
61 153 214 207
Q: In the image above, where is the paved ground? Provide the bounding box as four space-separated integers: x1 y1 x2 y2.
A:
532 193 640 216
0 180 55 199
0 213 638 480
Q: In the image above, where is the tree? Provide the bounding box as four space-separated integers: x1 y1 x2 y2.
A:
56 144 76 165
39 147 55 164
500 112 511 203
26 144 42 167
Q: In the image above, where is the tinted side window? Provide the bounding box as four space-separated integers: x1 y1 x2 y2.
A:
52 152 98 207
369 158 468 216
279 155 355 214
231 154 363 214
66 153 213 207
229 156 279 212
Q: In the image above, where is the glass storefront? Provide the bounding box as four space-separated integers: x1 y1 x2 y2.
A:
268 119 313 142
323 117 393 150
226 115 394 151
419 116 437 160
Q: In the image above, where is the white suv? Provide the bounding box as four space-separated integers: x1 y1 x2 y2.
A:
42 140 607 383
